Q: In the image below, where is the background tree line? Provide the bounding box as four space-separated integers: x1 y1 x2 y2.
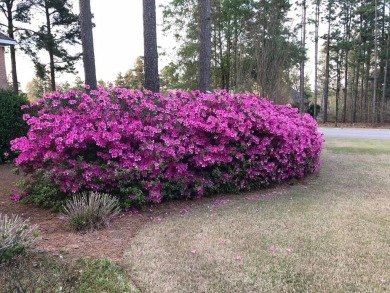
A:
1 0 390 124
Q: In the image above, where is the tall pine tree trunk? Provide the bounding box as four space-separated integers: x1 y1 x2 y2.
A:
343 5 350 123
364 53 371 122
335 51 341 126
381 14 389 124
314 0 320 119
299 0 306 115
143 0 159 92
323 6 331 123
79 0 97 89
6 2 18 95
352 55 360 124
45 4 56 91
372 0 378 123
199 0 211 92
343 50 349 122
360 61 365 122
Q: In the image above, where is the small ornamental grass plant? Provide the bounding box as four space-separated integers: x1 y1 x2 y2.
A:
62 191 121 231
0 213 38 263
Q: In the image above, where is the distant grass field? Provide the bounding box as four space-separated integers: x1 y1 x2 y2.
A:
124 139 390 293
325 138 390 155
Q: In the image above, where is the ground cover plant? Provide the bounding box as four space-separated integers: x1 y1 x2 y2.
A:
123 138 390 293
11 86 323 208
0 252 140 293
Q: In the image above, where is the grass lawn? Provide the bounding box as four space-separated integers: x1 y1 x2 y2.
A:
0 253 140 293
124 138 390 293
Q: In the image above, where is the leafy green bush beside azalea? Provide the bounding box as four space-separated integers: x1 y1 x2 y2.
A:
11 86 323 208
0 91 29 164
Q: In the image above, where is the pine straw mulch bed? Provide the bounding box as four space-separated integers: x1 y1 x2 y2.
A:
0 164 151 264
1 163 293 265
1 163 231 265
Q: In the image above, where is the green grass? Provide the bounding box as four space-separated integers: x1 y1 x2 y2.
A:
124 139 390 293
0 252 140 293
325 138 390 154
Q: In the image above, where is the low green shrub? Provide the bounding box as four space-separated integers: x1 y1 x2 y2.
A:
0 91 29 163
15 168 66 211
0 253 139 293
0 213 38 263
62 191 121 231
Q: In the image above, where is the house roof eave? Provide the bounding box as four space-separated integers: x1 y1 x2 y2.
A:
0 39 17 46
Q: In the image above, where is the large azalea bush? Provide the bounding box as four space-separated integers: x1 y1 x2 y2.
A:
11 86 323 208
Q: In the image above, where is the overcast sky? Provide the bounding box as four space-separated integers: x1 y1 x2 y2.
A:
6 0 319 93
7 0 173 92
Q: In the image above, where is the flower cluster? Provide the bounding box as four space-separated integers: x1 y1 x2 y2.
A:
11 86 323 206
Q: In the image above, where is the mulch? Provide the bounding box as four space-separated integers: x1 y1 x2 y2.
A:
0 163 298 265
0 163 149 264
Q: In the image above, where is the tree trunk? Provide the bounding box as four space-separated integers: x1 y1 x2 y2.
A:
143 0 159 92
226 30 231 92
6 3 18 95
314 0 320 119
45 3 56 91
299 0 306 115
335 51 341 127
199 0 212 92
232 16 239 92
364 53 370 122
343 5 350 123
218 23 224 89
79 0 97 89
323 6 331 123
360 61 365 122
352 54 360 124
372 0 378 123
381 8 389 124
343 50 349 123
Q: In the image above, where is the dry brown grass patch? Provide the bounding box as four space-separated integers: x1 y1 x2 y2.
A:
124 139 390 293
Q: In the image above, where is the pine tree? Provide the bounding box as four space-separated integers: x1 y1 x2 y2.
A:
0 0 35 94
322 0 336 123
313 0 321 119
373 0 379 123
79 0 97 89
299 0 307 114
20 0 81 91
143 0 159 92
115 56 144 89
199 0 211 92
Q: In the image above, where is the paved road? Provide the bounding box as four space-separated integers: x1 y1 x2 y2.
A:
319 127 390 140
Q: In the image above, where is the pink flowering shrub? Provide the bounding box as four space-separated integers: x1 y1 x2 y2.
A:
11 86 323 208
